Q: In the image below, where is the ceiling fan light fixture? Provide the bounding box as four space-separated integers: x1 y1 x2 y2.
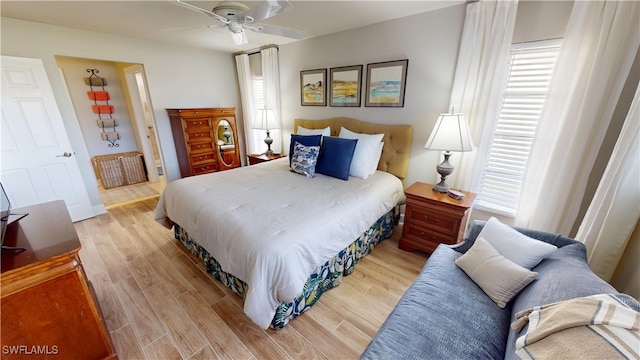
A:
230 30 247 45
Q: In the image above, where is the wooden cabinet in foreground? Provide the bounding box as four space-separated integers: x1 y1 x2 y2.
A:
1 200 117 360
167 107 241 177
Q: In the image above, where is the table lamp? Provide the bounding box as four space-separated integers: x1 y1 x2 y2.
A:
253 109 279 155
424 109 475 193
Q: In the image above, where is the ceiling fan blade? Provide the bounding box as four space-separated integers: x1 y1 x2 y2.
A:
249 23 307 40
175 0 229 24
241 0 293 22
160 24 225 32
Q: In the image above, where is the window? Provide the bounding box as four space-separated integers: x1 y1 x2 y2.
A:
253 75 264 111
474 40 561 217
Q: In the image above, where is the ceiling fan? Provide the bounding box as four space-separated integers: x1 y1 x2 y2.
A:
175 0 308 45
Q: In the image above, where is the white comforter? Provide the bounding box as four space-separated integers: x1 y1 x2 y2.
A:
154 158 405 329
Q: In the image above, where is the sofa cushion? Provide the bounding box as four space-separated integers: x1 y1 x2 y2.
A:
459 220 579 254
362 245 511 360
503 243 619 360
455 237 538 308
476 217 558 269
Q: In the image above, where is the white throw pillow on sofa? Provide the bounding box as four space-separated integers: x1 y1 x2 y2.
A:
455 237 538 308
338 127 384 179
477 217 557 269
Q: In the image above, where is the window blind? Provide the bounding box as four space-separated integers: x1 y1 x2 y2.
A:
253 75 264 110
475 42 561 217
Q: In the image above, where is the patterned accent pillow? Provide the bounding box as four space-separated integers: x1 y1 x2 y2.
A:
289 134 322 165
291 141 320 178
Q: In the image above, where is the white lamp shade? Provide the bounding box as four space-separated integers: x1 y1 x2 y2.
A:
424 112 475 152
253 109 279 130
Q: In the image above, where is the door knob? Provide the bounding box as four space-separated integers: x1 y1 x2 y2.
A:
57 152 73 157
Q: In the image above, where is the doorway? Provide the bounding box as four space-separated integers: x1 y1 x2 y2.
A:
55 56 165 208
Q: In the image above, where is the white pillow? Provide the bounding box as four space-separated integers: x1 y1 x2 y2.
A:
297 126 330 137
370 142 384 175
455 237 538 308
477 217 558 269
338 127 384 179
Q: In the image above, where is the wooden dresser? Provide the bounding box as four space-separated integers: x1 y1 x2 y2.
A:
1 201 117 360
399 182 477 254
167 107 241 177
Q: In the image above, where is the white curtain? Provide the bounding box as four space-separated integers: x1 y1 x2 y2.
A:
261 47 282 154
235 53 260 155
576 83 640 282
448 0 518 191
516 1 640 234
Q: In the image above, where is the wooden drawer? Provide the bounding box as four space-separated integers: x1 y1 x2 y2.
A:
188 142 214 153
192 162 218 175
405 204 459 237
404 223 455 245
186 131 213 143
184 118 212 131
190 152 216 165
211 108 235 117
177 109 213 118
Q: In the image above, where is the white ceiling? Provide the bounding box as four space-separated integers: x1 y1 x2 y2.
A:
1 1 464 53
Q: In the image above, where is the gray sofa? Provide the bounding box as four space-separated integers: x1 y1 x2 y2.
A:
361 220 638 359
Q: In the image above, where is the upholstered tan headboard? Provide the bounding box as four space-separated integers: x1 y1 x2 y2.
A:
293 117 413 184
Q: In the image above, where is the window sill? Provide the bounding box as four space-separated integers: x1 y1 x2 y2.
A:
472 200 517 219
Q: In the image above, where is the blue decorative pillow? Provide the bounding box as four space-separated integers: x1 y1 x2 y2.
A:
315 136 358 180
289 134 322 165
291 141 320 178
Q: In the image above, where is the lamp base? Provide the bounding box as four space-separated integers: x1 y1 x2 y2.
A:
433 151 454 194
264 130 274 156
432 181 450 194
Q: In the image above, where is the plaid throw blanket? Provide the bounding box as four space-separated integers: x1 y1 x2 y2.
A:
511 294 640 359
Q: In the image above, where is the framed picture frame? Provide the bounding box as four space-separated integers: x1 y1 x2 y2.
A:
300 69 327 106
365 59 409 108
329 65 363 107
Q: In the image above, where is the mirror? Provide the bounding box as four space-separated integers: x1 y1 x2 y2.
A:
217 119 236 166
217 120 234 145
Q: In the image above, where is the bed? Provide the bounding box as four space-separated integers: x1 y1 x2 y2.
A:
155 117 413 329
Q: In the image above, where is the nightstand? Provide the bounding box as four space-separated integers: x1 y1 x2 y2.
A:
399 182 477 254
248 153 286 165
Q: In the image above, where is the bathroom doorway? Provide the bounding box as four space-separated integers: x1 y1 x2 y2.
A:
55 56 165 208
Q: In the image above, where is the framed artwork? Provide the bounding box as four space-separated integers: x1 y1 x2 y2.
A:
365 59 409 108
300 69 327 106
329 65 362 107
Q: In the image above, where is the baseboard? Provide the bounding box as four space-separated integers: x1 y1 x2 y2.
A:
93 204 107 216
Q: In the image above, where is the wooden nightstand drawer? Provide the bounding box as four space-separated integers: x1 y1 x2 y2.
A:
405 223 454 244
405 205 459 236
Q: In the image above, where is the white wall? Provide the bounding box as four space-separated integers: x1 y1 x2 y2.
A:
279 5 467 189
56 56 138 157
1 17 239 207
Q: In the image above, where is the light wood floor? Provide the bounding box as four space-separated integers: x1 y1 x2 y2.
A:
76 198 428 360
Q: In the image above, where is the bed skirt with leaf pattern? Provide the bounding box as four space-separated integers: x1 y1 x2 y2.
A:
173 206 400 329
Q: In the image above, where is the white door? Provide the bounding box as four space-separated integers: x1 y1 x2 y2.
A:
1 56 93 221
